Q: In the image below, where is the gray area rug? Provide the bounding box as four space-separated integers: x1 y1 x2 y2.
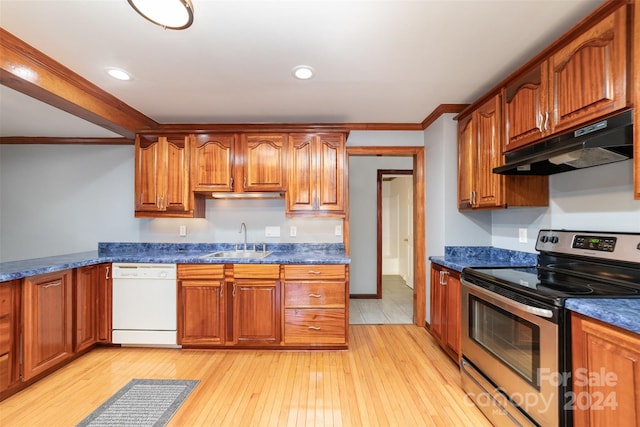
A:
76 379 199 427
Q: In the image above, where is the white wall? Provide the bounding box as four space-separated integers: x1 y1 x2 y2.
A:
0 145 342 262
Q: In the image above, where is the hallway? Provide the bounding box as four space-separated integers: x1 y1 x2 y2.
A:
349 275 413 324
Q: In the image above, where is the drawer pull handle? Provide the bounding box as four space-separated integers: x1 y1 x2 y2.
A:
308 293 322 298
43 281 62 289
308 326 321 331
308 271 322 275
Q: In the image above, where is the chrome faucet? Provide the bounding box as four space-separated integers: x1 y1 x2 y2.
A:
239 222 247 251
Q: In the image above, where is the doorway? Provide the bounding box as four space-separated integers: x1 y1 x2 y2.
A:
345 146 425 327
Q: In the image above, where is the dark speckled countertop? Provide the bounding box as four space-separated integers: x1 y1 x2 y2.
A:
428 246 537 272
0 242 350 281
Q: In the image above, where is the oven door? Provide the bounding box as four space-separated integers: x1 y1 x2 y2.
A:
461 278 560 427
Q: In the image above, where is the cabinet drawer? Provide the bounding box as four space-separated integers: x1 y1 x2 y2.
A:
0 284 11 317
284 283 345 308
233 264 280 279
284 309 346 344
283 265 346 280
0 318 8 355
178 264 225 279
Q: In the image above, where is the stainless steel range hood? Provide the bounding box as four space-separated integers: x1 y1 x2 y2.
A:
493 109 633 175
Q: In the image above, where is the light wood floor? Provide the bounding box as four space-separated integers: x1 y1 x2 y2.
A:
0 325 491 427
349 275 413 324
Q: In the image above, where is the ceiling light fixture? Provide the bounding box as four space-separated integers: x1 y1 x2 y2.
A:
106 68 132 81
127 0 194 30
292 65 315 80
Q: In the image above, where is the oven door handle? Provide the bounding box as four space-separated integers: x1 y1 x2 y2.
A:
463 280 554 319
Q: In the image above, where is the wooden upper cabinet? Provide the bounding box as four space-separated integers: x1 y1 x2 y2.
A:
458 94 549 210
457 115 474 210
135 134 203 218
549 5 627 134
191 134 235 192
240 134 287 192
287 133 346 216
474 95 503 208
504 63 550 152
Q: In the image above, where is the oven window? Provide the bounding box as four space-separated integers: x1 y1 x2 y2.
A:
469 295 540 388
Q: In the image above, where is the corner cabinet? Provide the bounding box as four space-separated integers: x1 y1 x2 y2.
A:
429 263 460 363
571 312 640 426
287 133 346 216
135 134 204 218
283 264 348 347
177 264 226 346
22 270 73 381
74 265 99 353
458 94 549 210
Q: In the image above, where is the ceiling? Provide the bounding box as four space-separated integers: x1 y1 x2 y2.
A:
0 0 604 138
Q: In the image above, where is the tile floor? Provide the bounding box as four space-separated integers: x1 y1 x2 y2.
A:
349 275 414 324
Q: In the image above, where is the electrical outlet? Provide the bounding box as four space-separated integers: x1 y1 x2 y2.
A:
179 225 187 237
335 225 342 236
518 228 527 243
290 226 297 237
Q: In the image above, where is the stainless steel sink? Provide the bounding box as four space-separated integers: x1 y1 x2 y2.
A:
199 250 273 259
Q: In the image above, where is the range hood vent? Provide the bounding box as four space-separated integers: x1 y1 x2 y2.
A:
493 109 633 175
209 192 285 199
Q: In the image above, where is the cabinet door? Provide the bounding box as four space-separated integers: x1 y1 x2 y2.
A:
75 266 98 353
549 6 627 134
504 63 550 151
0 280 19 392
22 270 73 381
444 271 461 362
316 134 345 213
97 263 112 343
571 313 640 426
165 136 190 212
242 134 287 192
457 115 474 209
474 94 504 208
134 135 165 212
232 280 280 345
192 134 235 192
287 134 315 212
429 264 445 343
179 280 225 345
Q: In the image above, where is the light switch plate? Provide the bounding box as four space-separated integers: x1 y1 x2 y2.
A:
265 226 280 237
179 225 187 237
335 225 342 236
290 226 297 237
518 228 527 243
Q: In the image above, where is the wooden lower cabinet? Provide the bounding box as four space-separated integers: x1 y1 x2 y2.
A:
282 264 348 347
74 265 99 352
177 264 226 346
22 270 73 381
429 263 461 363
97 263 112 343
0 280 20 392
571 312 640 426
232 264 280 346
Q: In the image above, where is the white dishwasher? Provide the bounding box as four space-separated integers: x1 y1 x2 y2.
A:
112 263 178 346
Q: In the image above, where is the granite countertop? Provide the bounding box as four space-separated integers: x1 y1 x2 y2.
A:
0 243 350 281
566 299 640 335
428 246 537 272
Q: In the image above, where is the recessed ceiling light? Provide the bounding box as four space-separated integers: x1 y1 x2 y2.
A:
292 65 315 80
106 68 132 81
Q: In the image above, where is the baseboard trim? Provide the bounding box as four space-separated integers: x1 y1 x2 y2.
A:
349 294 379 299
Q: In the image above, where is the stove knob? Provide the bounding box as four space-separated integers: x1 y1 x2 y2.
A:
551 236 559 244
540 236 549 243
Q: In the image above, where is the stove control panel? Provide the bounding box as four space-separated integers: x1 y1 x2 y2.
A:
572 235 617 252
536 230 640 264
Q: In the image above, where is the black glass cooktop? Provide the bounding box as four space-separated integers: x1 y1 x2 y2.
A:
463 266 640 305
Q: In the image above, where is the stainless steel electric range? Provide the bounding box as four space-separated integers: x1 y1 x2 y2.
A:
460 229 640 427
